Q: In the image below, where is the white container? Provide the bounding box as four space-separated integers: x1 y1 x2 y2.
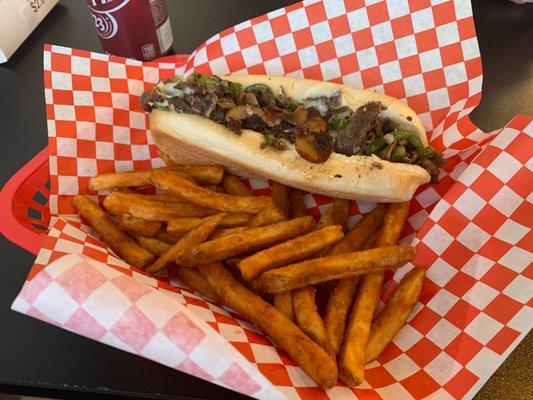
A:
0 0 59 63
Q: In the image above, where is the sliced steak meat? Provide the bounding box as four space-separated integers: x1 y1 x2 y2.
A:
210 107 226 124
381 117 398 134
211 82 225 98
255 89 272 108
242 114 269 132
314 131 334 154
274 94 290 109
334 101 385 156
217 96 237 109
140 92 151 112
176 80 202 95
201 94 218 118
418 154 445 183
227 118 242 134
304 93 341 115
168 96 193 113
326 105 352 122
307 107 323 119
269 118 297 143
186 94 208 115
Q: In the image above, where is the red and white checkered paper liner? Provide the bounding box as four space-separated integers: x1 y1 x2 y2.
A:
11 0 533 399
12 246 282 400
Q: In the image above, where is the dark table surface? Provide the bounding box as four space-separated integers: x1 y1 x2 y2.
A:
1 1 532 400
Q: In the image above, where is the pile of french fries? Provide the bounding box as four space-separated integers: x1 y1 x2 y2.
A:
73 150 425 389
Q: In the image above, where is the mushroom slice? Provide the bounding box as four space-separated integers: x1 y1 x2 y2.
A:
295 129 333 163
244 92 259 106
225 105 252 121
305 117 328 132
287 106 309 125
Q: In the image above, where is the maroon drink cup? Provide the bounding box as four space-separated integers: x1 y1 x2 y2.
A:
86 0 173 61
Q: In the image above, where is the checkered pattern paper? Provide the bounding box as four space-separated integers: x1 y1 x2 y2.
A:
11 0 533 399
12 247 283 400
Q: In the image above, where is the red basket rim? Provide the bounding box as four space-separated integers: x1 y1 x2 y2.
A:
0 147 49 255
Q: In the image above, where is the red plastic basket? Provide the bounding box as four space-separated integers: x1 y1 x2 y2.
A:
0 54 189 256
0 147 51 255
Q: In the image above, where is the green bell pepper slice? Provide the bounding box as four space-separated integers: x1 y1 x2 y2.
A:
417 146 436 158
288 101 303 112
391 145 406 161
329 117 348 131
392 130 424 149
245 83 275 100
222 80 243 97
365 136 388 155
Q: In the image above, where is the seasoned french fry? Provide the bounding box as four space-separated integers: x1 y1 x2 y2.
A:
316 206 335 229
166 218 206 237
111 187 137 194
72 195 154 267
324 277 359 355
116 193 185 203
323 231 379 355
338 283 375 386
317 199 349 254
157 149 177 167
146 213 225 275
177 267 222 302
273 292 295 322
218 213 251 227
254 245 415 294
173 165 224 185
89 170 154 190
314 200 346 255
238 225 344 281
152 169 272 214
222 258 263 292
225 261 268 299
116 214 162 237
167 214 250 237
210 226 250 239
288 188 307 217
156 231 180 244
89 165 223 191
103 191 216 221
199 262 338 389
366 267 425 363
375 202 410 247
328 204 388 256
157 148 224 183
137 237 172 256
323 206 386 355
271 182 289 217
361 231 378 249
293 287 333 354
338 201 410 387
203 185 225 193
221 173 252 196
290 200 338 355
223 257 243 269
280 187 309 324
246 205 286 227
332 199 350 232
180 216 315 267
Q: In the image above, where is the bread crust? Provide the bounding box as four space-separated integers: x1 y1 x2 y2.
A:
149 75 430 202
